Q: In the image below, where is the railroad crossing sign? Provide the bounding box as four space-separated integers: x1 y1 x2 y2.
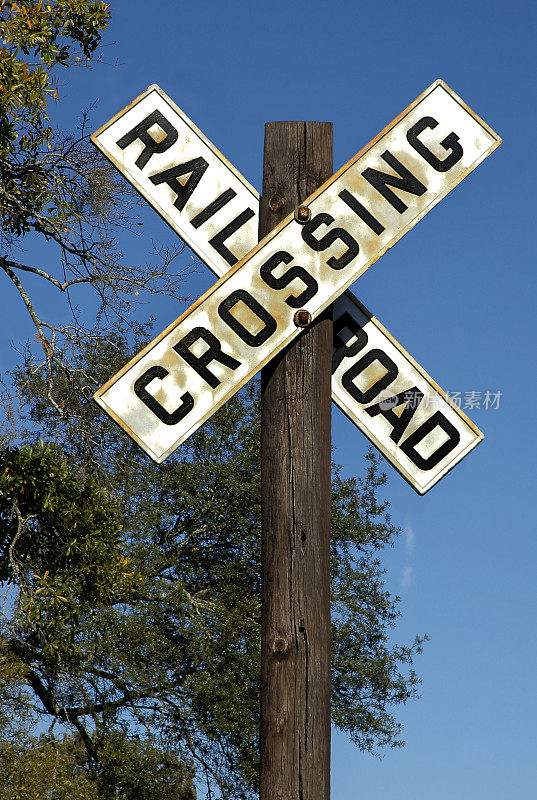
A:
93 80 500 493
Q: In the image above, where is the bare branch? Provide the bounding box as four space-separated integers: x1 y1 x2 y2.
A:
1 258 53 349
1 256 94 291
7 498 35 592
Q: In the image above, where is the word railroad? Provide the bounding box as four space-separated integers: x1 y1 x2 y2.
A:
93 80 500 493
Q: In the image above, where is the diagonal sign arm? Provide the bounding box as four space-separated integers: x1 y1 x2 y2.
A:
93 80 500 491
92 84 260 280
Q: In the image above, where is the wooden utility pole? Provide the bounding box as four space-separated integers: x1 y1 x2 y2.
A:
260 122 333 800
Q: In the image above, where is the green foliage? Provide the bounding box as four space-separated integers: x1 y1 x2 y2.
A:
0 439 197 798
95 731 196 800
331 453 423 750
0 0 111 235
0 440 138 663
0 327 426 798
0 645 36 739
0 733 99 800
0 728 196 800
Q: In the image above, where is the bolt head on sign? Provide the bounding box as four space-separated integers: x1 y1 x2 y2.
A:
92 79 500 493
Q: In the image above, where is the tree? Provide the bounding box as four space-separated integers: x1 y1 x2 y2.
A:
0 440 197 799
1 4 426 796
0 731 100 800
0 440 139 745
1 0 191 422
0 725 195 800
95 731 196 800
0 330 426 799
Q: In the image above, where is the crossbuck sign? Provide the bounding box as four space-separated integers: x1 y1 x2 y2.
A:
93 80 500 493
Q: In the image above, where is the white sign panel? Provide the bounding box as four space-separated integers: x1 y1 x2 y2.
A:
94 80 499 483
91 85 259 279
332 293 482 493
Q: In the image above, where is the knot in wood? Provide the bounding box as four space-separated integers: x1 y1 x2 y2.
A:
272 636 289 657
269 191 286 212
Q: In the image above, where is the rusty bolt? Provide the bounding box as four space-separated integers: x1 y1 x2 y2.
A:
293 309 312 328
294 205 311 223
272 637 289 656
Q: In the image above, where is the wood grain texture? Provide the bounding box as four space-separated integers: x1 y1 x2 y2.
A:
260 121 333 800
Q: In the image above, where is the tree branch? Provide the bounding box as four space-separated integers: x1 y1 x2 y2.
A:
0 258 55 350
8 498 35 590
2 256 94 291
23 667 98 758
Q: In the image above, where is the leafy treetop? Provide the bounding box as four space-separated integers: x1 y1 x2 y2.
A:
0 440 139 665
1 0 111 233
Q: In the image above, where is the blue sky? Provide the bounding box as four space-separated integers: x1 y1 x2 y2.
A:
2 0 536 798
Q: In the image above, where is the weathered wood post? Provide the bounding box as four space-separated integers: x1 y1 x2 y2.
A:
260 122 333 800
